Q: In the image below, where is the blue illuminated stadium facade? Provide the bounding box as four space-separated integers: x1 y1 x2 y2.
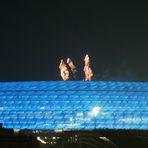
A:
0 81 148 130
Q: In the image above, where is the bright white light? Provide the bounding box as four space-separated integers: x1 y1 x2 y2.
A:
92 107 101 117
13 129 20 133
37 137 46 144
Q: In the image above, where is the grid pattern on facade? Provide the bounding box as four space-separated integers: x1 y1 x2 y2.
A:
0 81 148 130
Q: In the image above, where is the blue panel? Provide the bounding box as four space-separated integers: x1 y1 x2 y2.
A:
0 81 148 130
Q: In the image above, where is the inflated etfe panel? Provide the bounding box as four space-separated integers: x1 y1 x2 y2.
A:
0 81 148 130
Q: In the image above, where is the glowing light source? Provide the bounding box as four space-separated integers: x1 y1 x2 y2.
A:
92 107 101 117
37 137 47 144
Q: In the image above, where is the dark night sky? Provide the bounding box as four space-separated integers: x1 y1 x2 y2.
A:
0 1 148 82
